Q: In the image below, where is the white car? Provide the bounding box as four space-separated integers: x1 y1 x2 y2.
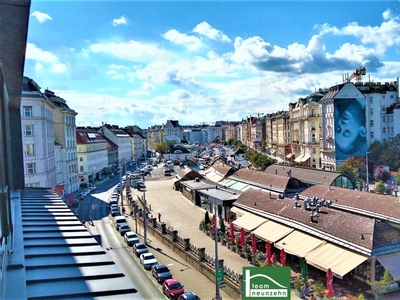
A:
124 231 140 246
140 252 158 270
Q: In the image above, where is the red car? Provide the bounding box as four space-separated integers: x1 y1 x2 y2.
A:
162 279 185 299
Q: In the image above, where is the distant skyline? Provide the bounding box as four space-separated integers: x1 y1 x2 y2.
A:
25 1 400 129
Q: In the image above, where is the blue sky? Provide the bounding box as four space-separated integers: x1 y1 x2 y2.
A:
25 0 400 129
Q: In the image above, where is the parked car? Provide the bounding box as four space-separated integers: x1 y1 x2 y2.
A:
88 183 96 192
110 207 120 216
133 242 148 257
162 279 185 299
114 216 127 230
140 252 158 270
118 223 131 236
151 264 173 283
178 292 201 300
124 231 139 246
163 168 171 176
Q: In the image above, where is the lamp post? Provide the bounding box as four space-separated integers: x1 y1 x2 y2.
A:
142 174 147 244
203 199 222 300
366 151 370 192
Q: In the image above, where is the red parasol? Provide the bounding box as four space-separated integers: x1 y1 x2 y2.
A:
211 214 216 232
230 222 235 243
251 233 257 254
280 248 286 267
240 227 245 247
326 268 334 298
266 242 272 265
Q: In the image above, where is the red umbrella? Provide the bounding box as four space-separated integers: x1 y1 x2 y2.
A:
240 228 245 247
229 222 235 243
211 215 216 232
326 268 334 298
251 233 257 254
266 242 272 264
280 248 286 267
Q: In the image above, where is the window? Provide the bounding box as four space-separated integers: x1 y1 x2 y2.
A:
382 95 385 99
369 120 374 127
390 95 394 99
382 105 386 112
383 127 386 134
369 109 373 116
24 125 34 136
382 116 386 123
26 162 36 174
80 166 83 172
23 106 33 117
312 148 316 154
25 144 35 155
79 157 83 162
369 97 373 104
370 132 374 139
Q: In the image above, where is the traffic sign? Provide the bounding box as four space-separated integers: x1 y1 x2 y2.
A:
219 281 227 289
215 268 224 282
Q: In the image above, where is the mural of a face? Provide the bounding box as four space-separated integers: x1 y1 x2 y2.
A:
334 98 366 160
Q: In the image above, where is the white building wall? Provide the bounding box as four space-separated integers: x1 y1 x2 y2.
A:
21 94 56 189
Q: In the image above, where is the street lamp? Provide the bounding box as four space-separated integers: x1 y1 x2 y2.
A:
202 199 222 300
366 151 370 192
141 174 148 244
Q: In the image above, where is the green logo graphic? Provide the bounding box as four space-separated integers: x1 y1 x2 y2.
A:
242 267 291 299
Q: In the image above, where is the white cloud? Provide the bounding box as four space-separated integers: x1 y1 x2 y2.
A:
192 21 231 42
112 16 128 26
318 9 400 54
30 11 52 23
26 43 67 74
90 40 165 62
131 60 200 86
106 64 127 80
162 29 203 50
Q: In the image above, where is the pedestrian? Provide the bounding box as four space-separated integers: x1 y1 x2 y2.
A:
158 212 161 223
89 215 94 226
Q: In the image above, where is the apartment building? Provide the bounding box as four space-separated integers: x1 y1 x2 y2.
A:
147 124 162 150
100 124 133 164
45 89 80 195
161 120 182 142
21 77 57 189
76 127 108 183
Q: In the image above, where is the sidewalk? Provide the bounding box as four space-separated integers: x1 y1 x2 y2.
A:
129 178 302 300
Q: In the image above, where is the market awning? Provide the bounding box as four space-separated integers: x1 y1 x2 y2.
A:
300 153 310 162
230 206 250 218
252 220 294 242
294 154 304 162
305 243 368 278
275 230 325 257
286 153 295 159
207 173 224 182
232 213 267 231
377 253 400 280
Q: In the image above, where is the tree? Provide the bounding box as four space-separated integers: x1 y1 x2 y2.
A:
368 267 394 298
373 167 391 183
396 168 400 185
337 163 359 183
375 180 386 194
155 142 170 155
261 140 267 151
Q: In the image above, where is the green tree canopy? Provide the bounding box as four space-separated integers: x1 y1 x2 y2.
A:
155 142 170 155
337 162 359 183
369 134 400 170
375 180 386 194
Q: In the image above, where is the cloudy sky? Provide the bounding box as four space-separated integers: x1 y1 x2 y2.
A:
25 0 400 129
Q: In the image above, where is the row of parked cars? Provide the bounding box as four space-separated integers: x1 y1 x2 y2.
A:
109 188 199 300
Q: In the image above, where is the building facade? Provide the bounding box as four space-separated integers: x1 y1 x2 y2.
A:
21 77 57 189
